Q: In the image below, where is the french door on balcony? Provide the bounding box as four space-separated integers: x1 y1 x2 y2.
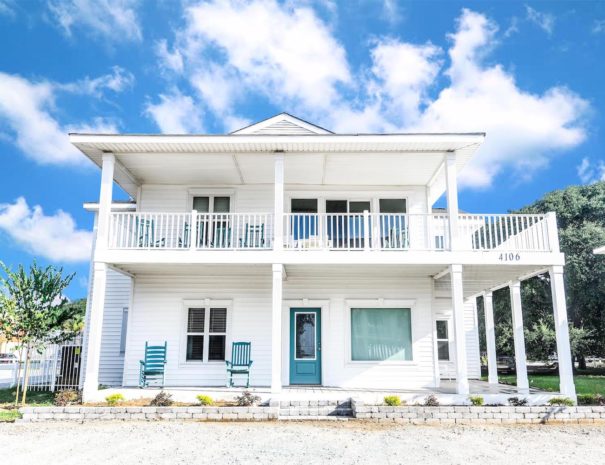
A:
326 200 371 249
193 196 231 247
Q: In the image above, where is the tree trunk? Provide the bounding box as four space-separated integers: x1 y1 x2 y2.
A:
13 345 24 406
578 354 587 371
21 345 31 406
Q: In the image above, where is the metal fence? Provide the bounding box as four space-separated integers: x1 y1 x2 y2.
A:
2 335 83 392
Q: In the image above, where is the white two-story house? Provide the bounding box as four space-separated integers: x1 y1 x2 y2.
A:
74 113 576 402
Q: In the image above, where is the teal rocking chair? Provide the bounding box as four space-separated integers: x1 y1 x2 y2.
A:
239 224 265 248
139 341 167 388
225 342 253 387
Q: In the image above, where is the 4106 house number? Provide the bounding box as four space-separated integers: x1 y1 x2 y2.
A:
499 252 521 261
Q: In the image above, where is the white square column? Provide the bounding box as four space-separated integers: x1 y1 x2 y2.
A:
444 152 460 250
274 152 284 251
450 264 469 395
483 292 499 385
550 266 577 398
509 281 529 394
271 264 283 393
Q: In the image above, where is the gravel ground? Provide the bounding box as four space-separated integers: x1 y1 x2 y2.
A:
2 421 605 465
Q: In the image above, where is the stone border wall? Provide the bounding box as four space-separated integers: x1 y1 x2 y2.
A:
18 406 278 422
351 399 605 424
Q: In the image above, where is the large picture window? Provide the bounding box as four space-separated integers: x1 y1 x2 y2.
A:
350 308 412 361
185 307 228 362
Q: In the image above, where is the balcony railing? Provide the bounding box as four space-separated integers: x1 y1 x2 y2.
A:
107 211 554 253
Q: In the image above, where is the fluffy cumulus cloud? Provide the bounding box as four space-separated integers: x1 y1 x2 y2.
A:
0 72 121 165
155 3 588 188
0 197 93 262
48 0 142 42
144 90 204 134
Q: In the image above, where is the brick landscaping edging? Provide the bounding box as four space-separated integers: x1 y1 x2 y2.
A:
350 398 605 424
18 406 279 422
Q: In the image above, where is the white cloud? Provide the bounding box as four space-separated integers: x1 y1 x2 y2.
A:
144 90 204 134
525 5 555 35
0 0 15 17
60 66 135 96
593 19 605 34
577 158 605 184
0 72 119 165
155 39 184 74
0 197 93 262
48 0 142 42
381 0 402 26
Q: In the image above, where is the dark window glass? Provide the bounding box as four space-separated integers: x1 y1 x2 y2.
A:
213 197 230 213
326 200 347 213
193 197 210 212
291 198 318 213
186 335 204 360
208 335 226 361
438 341 450 361
379 199 406 213
349 201 371 213
436 320 448 340
187 308 205 332
210 308 227 333
295 313 316 359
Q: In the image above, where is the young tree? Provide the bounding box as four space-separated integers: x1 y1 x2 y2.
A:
0 262 79 405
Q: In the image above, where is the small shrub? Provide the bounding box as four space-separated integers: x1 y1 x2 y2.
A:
235 390 261 407
384 395 402 406
548 397 574 407
149 391 173 407
54 389 81 406
196 394 214 406
105 393 125 406
507 397 528 406
423 394 439 407
577 394 605 406
469 395 484 406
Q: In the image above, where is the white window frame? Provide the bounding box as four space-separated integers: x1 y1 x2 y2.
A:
345 299 417 366
187 189 235 213
435 319 451 361
180 299 233 365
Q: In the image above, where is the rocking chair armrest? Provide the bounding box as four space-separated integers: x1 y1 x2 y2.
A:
225 360 232 368
139 360 146 367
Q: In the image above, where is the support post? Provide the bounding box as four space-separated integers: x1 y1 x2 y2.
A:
363 210 370 251
82 262 108 401
274 152 284 251
549 266 577 399
444 152 460 250
483 292 498 385
96 153 115 249
450 264 469 394
271 264 283 393
509 281 529 394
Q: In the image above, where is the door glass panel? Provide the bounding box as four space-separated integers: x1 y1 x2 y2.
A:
295 313 316 359
349 201 371 213
326 200 347 213
291 199 318 213
193 197 210 212
291 199 318 240
213 197 230 213
379 199 407 248
379 199 406 213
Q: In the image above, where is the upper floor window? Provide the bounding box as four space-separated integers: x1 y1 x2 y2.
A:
193 196 231 213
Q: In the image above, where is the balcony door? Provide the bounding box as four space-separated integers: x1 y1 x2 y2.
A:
290 199 318 243
378 199 407 249
193 196 231 247
326 200 371 249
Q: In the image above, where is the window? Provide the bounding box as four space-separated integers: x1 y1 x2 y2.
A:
436 320 450 361
379 198 406 213
350 308 412 361
185 307 228 362
119 307 128 355
192 196 231 213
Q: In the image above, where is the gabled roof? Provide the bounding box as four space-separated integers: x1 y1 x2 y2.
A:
231 112 333 135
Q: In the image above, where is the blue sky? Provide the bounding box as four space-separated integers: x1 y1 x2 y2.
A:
0 0 604 299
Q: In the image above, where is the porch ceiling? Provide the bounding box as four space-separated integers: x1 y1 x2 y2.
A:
70 133 484 198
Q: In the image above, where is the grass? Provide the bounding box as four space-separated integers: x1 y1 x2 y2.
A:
0 387 54 422
484 374 605 395
0 409 21 422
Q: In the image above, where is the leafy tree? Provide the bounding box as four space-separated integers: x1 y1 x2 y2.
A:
0 262 79 405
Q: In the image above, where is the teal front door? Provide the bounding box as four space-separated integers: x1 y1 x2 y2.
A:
289 308 321 385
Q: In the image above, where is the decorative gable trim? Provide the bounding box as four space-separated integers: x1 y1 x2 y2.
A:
231 112 332 135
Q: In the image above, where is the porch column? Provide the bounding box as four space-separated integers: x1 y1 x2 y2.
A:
450 264 469 394
274 152 284 251
82 262 107 401
483 292 499 385
509 281 529 394
271 264 283 393
444 152 460 250
549 266 577 398
96 153 115 250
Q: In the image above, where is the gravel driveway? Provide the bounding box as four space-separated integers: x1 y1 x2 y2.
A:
3 421 604 465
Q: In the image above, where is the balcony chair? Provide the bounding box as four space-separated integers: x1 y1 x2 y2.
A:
211 224 232 248
385 227 409 249
239 224 265 248
139 341 167 388
178 223 190 248
136 219 166 248
225 342 253 388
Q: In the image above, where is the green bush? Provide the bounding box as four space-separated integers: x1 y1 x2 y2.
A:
105 393 125 406
423 394 439 407
548 397 574 407
54 390 81 406
384 395 402 406
577 394 605 406
469 395 484 406
150 391 173 406
196 394 214 406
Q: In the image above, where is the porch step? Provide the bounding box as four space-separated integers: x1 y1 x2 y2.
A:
278 399 353 418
